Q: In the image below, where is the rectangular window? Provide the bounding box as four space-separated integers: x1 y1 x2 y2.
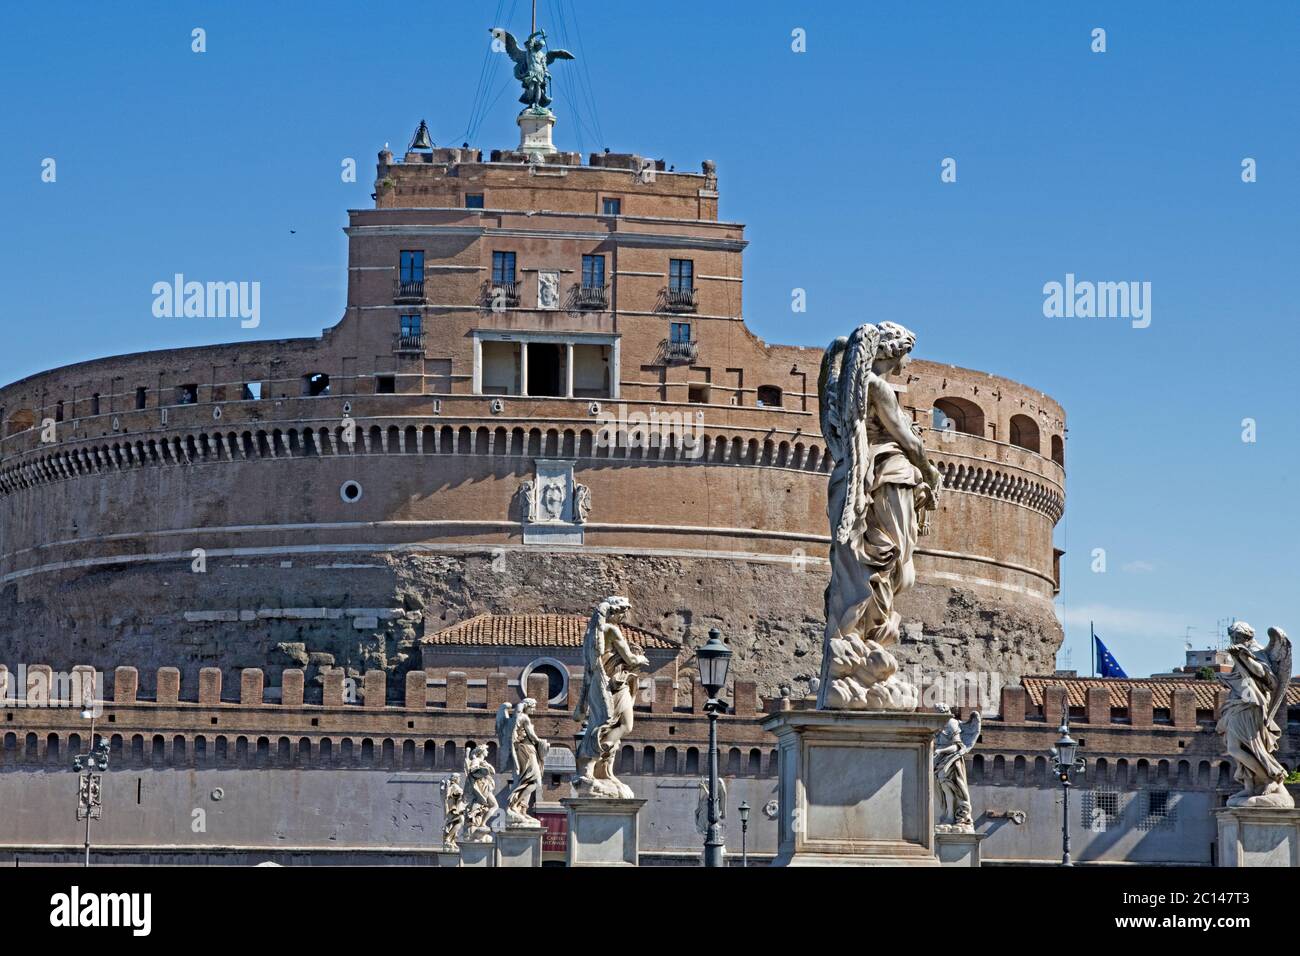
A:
670 322 692 344
91 393 101 416
375 375 396 395
176 384 198 406
582 254 606 289
492 251 517 285
242 383 262 401
465 193 485 209
135 387 147 410
400 314 422 337
669 259 694 293
399 250 424 283
602 197 621 216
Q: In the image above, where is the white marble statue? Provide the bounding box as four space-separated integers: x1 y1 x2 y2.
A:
815 322 943 711
1217 622 1293 809
499 697 550 826
694 776 727 836
933 710 981 831
440 772 467 850
462 743 499 842
572 483 592 524
572 596 647 798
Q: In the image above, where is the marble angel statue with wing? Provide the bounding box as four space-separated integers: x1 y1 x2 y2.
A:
499 697 550 826
815 322 943 711
1217 622 1293 808
572 596 647 798
934 710 981 831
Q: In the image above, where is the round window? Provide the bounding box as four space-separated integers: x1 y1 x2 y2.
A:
520 657 569 706
339 480 363 503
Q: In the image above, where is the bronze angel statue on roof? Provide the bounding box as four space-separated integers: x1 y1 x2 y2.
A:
1217 622 1293 808
816 322 943 711
490 28 575 113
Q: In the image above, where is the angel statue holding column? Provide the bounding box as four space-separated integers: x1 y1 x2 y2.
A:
1217 622 1293 808
489 27 575 113
816 321 943 711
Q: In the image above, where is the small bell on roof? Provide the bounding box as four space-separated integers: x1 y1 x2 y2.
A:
409 120 434 151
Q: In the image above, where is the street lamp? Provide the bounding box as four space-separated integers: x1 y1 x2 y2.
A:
697 628 732 868
72 700 109 868
738 801 750 867
1050 715 1085 867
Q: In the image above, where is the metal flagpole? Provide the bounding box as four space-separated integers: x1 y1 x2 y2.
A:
532 0 537 33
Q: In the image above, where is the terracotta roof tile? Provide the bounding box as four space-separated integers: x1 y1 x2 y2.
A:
422 613 678 650
1021 675 1300 712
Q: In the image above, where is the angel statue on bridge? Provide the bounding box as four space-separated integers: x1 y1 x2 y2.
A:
1217 622 1293 808
816 321 943 711
490 27 575 113
933 710 981 831
498 697 550 826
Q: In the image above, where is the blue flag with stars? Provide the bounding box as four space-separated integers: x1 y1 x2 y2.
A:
1094 634 1128 678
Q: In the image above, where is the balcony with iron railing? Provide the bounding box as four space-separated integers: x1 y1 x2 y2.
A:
394 277 426 303
575 284 608 311
660 338 699 365
394 331 425 353
663 287 697 313
482 280 521 309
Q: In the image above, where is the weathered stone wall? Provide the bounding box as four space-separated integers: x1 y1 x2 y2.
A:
0 546 1061 700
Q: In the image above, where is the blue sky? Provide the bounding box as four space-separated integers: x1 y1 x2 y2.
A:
2 1 1297 677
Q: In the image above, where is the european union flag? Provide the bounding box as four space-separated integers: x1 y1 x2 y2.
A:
1094 634 1128 678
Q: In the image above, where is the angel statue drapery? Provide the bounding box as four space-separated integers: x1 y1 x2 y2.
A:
498 697 550 826
815 321 943 711
933 710 981 831
572 596 648 798
1217 622 1293 808
461 744 498 842
439 773 467 851
489 27 575 114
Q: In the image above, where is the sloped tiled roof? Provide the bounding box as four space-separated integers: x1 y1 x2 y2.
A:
1021 675 1300 712
422 613 678 650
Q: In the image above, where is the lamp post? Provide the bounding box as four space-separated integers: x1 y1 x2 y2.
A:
1050 715 1084 867
72 701 109 868
697 627 732 868
738 801 750 867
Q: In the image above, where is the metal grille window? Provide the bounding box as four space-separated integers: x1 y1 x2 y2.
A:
670 322 691 344
1082 788 1121 832
1138 790 1177 831
400 314 422 338
669 258 694 293
492 251 516 285
582 254 605 289
399 250 424 283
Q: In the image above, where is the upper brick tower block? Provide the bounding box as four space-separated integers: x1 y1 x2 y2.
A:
374 146 720 221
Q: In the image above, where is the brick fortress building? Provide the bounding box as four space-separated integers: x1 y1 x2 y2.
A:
0 125 1067 702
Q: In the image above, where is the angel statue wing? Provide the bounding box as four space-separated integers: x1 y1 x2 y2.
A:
832 323 881 547
959 711 982 753
489 28 525 67
1265 627 1292 729
495 703 516 776
547 48 575 64
818 336 849 463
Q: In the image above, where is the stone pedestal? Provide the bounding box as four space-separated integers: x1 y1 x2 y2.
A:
934 829 986 867
762 709 950 866
495 825 544 867
434 848 462 867
1215 806 1300 866
561 798 645 867
518 109 557 157
460 841 494 868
